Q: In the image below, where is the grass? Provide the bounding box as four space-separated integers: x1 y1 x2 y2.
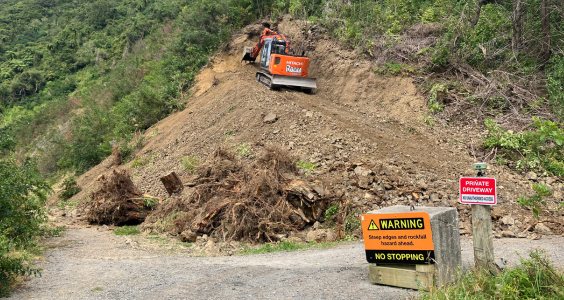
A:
296 160 317 176
131 152 155 168
91 287 103 292
421 249 564 299
238 240 339 255
42 225 67 237
182 156 200 173
236 143 251 157
58 200 79 209
113 225 141 235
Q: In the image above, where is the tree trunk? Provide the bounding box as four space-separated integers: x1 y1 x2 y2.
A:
471 0 494 28
160 172 184 196
512 0 523 52
541 0 551 60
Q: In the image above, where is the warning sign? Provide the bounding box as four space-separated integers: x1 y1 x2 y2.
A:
361 212 434 264
459 177 497 205
367 220 379 230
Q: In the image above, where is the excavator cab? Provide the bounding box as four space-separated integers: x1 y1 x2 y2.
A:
259 39 273 71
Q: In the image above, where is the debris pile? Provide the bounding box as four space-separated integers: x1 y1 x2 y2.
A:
142 145 330 243
85 170 150 225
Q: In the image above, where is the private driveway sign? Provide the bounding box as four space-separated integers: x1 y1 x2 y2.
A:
459 177 497 205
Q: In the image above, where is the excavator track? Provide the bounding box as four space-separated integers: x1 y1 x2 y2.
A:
256 72 275 90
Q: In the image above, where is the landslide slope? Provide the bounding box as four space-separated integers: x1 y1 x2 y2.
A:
61 18 563 238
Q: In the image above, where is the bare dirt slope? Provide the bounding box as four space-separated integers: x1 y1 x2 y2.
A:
11 228 564 300
59 17 564 239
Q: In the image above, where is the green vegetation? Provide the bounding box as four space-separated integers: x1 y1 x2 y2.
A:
427 84 446 113
421 249 564 299
344 215 361 232
235 142 252 157
91 287 103 292
484 118 564 177
131 152 155 168
373 61 414 76
324 205 339 221
239 240 338 255
296 160 317 176
517 183 553 219
142 197 158 209
113 225 141 236
0 155 50 296
0 0 272 177
548 56 564 120
59 177 81 200
182 156 199 173
41 225 66 238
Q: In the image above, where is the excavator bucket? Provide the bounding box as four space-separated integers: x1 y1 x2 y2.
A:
241 47 255 63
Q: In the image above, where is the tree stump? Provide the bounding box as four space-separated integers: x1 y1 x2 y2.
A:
111 145 122 166
160 172 184 195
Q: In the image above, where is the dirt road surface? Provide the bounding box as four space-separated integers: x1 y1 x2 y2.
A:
10 229 564 300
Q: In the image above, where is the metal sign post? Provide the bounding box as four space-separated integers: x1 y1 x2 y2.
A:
460 163 499 273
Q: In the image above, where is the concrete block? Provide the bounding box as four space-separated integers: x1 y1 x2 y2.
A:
366 205 462 287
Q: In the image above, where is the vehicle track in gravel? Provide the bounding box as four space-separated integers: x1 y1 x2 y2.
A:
11 228 564 300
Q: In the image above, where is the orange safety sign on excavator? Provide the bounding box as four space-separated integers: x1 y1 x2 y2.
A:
361 212 435 264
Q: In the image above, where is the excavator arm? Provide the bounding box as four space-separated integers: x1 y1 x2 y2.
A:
241 28 287 62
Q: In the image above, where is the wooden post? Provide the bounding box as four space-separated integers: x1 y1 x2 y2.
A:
471 204 498 273
160 172 184 196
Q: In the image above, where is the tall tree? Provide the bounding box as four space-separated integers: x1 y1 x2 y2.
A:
541 0 551 60
512 0 523 52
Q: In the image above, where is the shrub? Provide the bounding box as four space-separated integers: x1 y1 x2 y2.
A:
547 55 564 121
517 183 552 219
421 249 564 299
483 118 564 177
324 205 339 221
59 177 81 200
0 157 50 297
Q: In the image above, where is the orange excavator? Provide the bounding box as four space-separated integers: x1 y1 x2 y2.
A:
241 24 317 92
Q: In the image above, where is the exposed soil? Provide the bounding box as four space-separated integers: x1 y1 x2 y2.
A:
53 17 564 244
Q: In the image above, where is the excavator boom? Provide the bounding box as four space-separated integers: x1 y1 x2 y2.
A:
241 28 285 62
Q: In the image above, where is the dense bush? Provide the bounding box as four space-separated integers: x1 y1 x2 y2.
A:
548 55 564 120
0 156 50 297
484 118 564 177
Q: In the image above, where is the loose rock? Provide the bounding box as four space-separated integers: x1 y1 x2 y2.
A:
534 223 552 234
263 113 277 124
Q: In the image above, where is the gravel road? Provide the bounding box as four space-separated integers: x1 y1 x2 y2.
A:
10 229 564 300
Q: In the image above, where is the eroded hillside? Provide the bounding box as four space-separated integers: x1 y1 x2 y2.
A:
55 18 564 247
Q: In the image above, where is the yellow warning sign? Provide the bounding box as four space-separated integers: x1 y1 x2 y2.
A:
368 219 379 230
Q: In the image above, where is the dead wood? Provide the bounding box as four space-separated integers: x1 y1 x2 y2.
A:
160 172 184 195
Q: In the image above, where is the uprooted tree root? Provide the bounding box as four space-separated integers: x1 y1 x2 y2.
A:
142 145 327 243
85 170 149 225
